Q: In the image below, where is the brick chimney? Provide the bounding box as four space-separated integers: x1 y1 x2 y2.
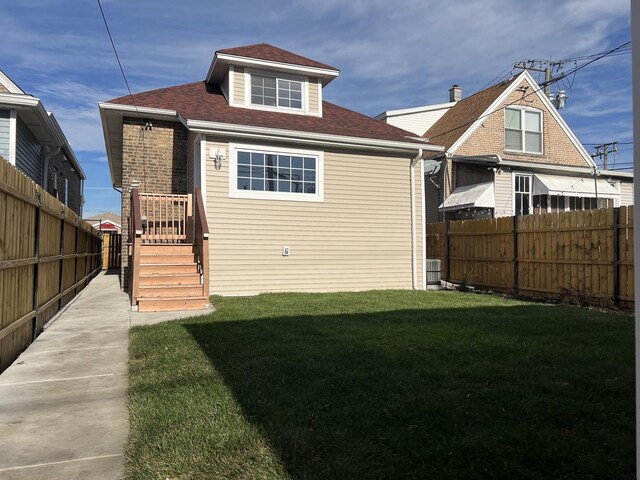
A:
449 84 462 102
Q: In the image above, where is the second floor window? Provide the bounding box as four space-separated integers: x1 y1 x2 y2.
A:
251 74 302 110
505 107 542 154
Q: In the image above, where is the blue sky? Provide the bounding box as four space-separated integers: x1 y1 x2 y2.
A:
1 0 631 217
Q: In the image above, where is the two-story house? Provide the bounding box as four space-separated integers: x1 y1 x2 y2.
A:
99 44 442 310
377 70 633 222
0 69 85 215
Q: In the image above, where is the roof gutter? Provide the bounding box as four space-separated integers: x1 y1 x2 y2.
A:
0 93 84 178
187 119 443 154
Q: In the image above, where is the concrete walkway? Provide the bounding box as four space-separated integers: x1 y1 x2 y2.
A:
0 272 210 479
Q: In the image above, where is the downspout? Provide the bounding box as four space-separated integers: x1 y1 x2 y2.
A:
420 156 426 289
410 148 423 290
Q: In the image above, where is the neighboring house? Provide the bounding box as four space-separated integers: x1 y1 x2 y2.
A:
85 212 122 233
99 43 441 307
378 71 633 222
0 70 85 215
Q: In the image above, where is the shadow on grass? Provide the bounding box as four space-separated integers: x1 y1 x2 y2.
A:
182 305 634 479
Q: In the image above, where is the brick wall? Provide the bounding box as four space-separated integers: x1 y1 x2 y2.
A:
456 79 591 168
120 118 189 288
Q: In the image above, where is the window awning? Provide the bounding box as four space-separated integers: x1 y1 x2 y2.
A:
439 182 494 211
533 174 619 199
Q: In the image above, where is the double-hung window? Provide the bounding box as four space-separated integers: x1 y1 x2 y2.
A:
251 74 303 110
230 144 323 202
505 107 542 154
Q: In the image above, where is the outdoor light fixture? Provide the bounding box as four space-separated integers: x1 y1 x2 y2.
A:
210 148 225 170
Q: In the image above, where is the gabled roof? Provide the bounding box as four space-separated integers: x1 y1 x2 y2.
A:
207 43 339 86
423 78 514 149
105 82 431 144
216 43 338 71
423 70 596 168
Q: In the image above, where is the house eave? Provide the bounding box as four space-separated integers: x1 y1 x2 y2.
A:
0 93 84 178
375 101 456 121
98 102 181 188
206 52 340 86
186 118 444 154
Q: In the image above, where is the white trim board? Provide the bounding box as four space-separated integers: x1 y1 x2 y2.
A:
228 142 324 203
448 70 596 168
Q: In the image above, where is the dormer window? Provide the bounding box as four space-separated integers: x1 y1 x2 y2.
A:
250 73 303 110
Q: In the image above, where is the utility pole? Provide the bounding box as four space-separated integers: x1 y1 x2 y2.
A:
590 142 619 169
513 59 566 96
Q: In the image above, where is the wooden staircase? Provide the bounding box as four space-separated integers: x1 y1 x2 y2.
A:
137 244 207 312
129 188 210 312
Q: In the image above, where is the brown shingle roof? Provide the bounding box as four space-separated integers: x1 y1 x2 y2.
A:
217 43 338 71
423 77 516 150
107 82 429 144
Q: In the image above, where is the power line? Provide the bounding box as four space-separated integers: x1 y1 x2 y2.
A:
427 41 631 143
97 0 149 189
97 0 140 113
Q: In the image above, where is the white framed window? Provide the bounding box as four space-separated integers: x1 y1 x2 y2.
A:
513 173 532 216
229 143 324 202
505 107 543 154
246 70 307 113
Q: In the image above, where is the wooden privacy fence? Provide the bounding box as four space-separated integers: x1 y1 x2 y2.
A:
102 232 122 270
0 158 102 372
426 206 634 309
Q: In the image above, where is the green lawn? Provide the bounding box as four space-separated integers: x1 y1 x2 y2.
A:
127 291 635 480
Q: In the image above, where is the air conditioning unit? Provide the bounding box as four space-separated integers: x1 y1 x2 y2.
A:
426 259 441 285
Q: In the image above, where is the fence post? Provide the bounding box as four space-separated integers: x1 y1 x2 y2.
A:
613 207 620 307
513 215 519 296
31 191 41 341
58 209 65 310
445 220 451 284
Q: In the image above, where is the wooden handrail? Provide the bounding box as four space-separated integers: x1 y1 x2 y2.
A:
131 188 142 235
130 188 142 306
193 187 209 301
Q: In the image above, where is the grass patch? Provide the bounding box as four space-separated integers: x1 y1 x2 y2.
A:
127 290 634 479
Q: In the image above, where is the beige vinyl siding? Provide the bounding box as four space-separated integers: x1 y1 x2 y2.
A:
308 78 320 115
385 108 451 137
233 67 245 106
620 181 634 206
205 138 422 295
494 170 513 217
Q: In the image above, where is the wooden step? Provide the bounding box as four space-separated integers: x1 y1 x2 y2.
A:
138 284 204 298
139 263 199 275
140 243 193 255
139 273 201 286
140 253 194 264
137 296 208 312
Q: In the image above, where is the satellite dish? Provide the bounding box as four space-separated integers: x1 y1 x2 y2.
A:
423 160 442 176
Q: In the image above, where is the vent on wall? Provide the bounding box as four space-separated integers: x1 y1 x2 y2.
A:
426 259 441 285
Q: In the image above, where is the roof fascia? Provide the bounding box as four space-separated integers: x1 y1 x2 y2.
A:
0 93 84 176
207 52 340 85
0 71 24 94
186 118 444 154
47 112 85 179
376 101 456 120
448 71 528 154
448 71 596 168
